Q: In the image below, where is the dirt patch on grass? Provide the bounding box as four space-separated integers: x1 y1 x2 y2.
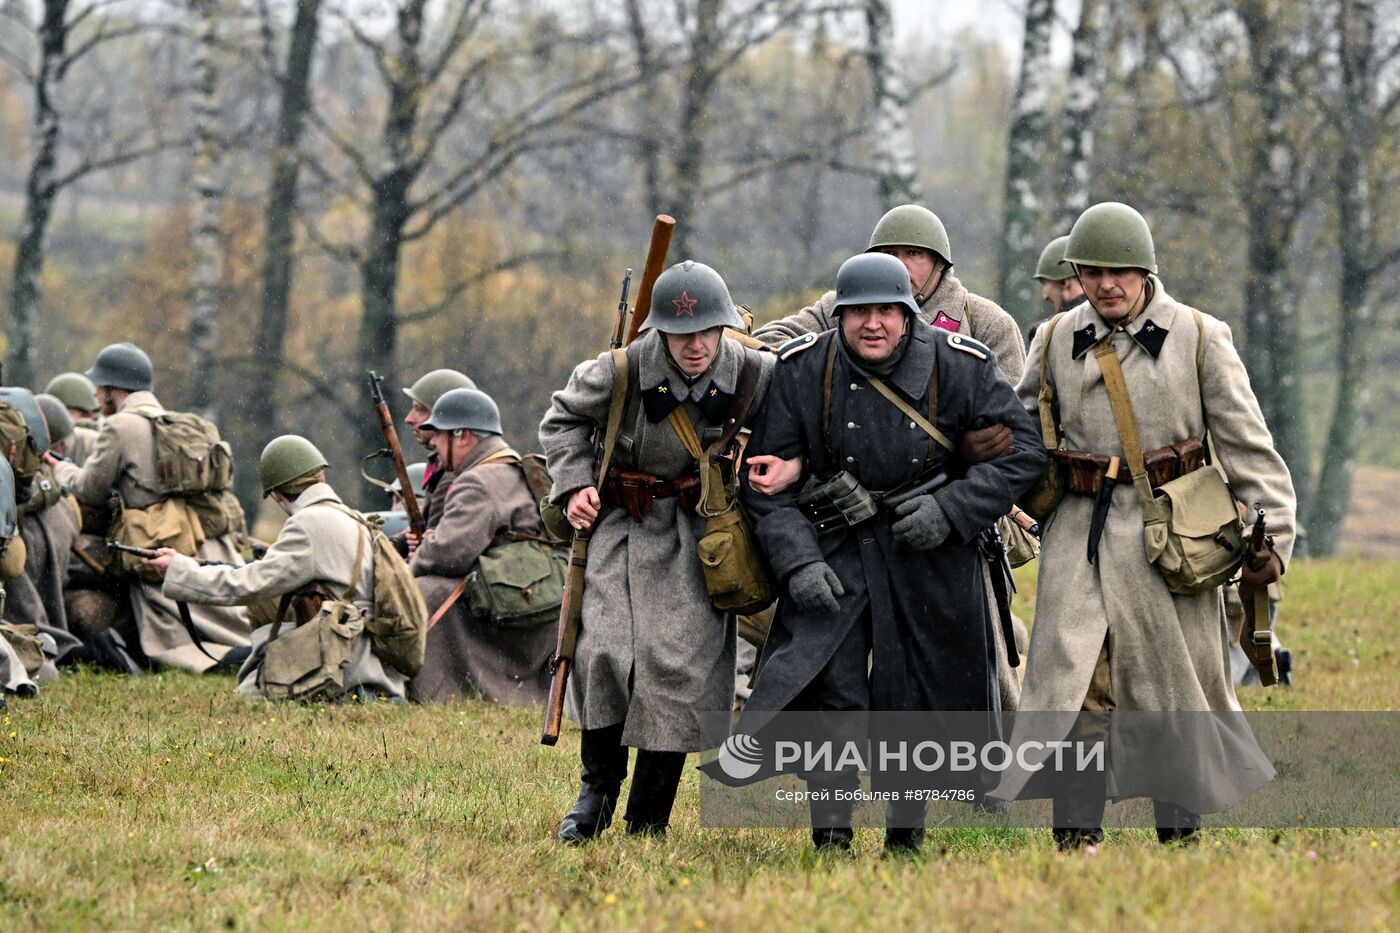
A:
1337 466 1400 559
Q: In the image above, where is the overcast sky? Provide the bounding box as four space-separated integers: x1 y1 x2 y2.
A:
892 0 1078 64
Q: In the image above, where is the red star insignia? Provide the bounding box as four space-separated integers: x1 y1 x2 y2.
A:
672 291 698 316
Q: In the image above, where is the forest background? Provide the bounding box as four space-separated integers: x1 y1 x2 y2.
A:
0 0 1396 556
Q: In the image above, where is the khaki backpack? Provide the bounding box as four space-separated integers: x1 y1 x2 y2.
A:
0 402 40 482
315 503 429 677
130 408 234 496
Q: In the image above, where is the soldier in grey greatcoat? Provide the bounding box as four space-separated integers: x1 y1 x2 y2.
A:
50 344 250 672
992 203 1296 848
539 260 774 841
407 388 553 706
749 205 1030 712
148 436 405 700
733 253 1045 855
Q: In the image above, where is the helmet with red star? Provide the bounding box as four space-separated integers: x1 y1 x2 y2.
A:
641 260 745 334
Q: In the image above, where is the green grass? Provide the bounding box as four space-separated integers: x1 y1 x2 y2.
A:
2 559 1399 930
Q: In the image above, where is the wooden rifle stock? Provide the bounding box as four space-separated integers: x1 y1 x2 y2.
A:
623 214 676 345
368 371 426 536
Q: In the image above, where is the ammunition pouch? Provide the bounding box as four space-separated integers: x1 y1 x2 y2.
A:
997 514 1041 569
601 467 701 522
465 539 566 628
1053 439 1206 496
797 471 878 535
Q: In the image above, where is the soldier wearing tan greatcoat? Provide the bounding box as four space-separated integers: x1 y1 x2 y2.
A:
992 203 1295 848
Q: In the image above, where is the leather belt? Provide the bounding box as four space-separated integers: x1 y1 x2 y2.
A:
601 467 701 522
1052 438 1206 496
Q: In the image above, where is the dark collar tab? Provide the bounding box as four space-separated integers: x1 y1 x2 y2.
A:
696 381 734 423
641 381 681 423
1132 319 1169 358
1072 323 1099 359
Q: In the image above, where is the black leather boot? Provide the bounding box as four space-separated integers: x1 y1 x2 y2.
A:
1052 774 1106 851
1154 800 1201 846
557 724 628 844
809 789 856 853
883 800 927 857
624 749 687 836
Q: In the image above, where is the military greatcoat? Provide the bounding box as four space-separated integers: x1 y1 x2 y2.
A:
54 391 251 671
408 435 554 706
539 330 774 753
994 277 1296 812
739 320 1046 717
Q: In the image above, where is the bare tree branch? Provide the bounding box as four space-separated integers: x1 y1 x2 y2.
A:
398 249 567 324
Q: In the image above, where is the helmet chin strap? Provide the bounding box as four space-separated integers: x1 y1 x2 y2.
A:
914 261 946 305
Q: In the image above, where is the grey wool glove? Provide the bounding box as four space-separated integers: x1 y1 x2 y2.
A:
892 494 951 551
788 561 845 615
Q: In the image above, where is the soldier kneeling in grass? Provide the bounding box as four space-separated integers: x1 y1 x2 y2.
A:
145 436 416 702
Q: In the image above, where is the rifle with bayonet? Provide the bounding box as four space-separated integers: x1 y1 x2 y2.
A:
542 267 636 745
368 371 426 538
1238 506 1279 686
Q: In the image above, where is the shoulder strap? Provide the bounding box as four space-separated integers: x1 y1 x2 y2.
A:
304 499 370 601
867 377 955 452
1037 312 1067 448
597 347 635 482
1093 341 1155 510
821 335 838 455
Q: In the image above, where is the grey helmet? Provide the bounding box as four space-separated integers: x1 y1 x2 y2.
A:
0 457 15 539
388 461 428 497
422 388 503 436
86 342 154 392
35 394 74 445
831 252 920 318
0 387 52 454
641 260 744 334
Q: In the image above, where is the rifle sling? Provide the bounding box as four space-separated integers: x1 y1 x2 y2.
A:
175 598 220 662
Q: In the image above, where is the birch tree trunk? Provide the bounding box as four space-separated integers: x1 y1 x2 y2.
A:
8 0 71 388
237 0 323 514
863 0 920 207
1309 0 1377 555
1236 0 1310 518
996 0 1054 330
188 0 224 421
1054 0 1106 231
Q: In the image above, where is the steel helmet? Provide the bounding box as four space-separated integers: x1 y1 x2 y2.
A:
422 388 504 436
85 343 154 392
641 260 745 334
832 252 920 318
259 435 329 497
866 204 953 265
1063 202 1158 275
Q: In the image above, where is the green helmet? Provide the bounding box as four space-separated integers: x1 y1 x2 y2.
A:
402 369 477 410
832 252 919 317
641 260 744 334
1063 202 1158 274
259 435 328 497
1034 235 1074 281
44 372 99 412
388 461 428 497
85 342 154 392
866 204 952 265
35 394 74 445
422 388 503 435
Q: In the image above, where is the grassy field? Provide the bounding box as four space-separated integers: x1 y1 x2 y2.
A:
2 558 1398 931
